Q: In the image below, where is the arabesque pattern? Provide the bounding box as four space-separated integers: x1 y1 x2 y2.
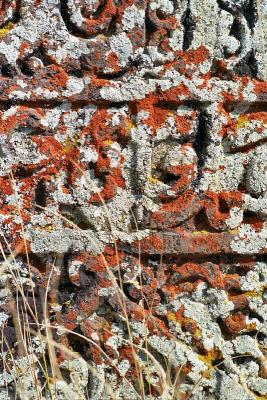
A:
0 1 267 399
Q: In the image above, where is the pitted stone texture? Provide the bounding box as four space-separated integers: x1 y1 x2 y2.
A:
0 1 267 399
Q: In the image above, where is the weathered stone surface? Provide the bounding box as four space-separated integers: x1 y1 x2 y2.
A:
0 0 266 399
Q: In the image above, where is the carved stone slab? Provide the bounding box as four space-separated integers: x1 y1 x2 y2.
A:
0 1 266 399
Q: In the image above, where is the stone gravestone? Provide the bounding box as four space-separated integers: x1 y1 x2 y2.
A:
0 0 266 399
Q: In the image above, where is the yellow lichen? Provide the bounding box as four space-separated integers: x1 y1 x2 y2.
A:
192 230 210 235
228 229 239 234
35 224 54 232
236 116 249 129
50 302 60 307
167 312 177 322
198 350 222 379
149 176 161 184
167 313 202 338
192 229 239 235
126 121 136 131
244 286 267 299
63 134 80 154
45 225 54 232
194 328 202 338
103 139 113 145
0 22 14 37
246 322 257 331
